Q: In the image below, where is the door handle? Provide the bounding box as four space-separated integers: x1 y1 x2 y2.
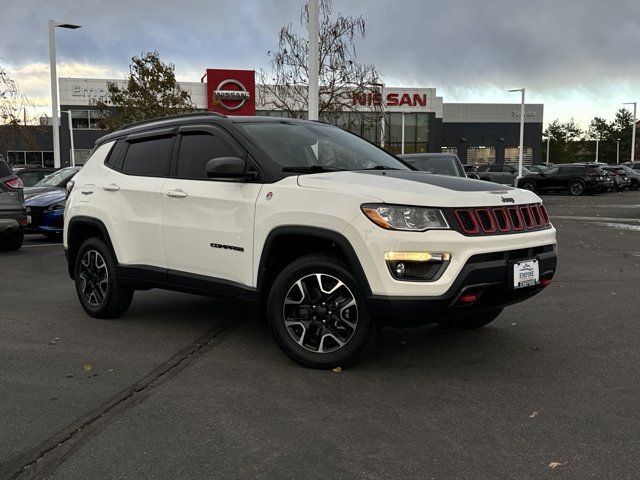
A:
103 184 120 192
166 190 188 198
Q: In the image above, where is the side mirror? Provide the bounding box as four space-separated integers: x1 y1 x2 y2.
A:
467 173 480 180
206 157 250 180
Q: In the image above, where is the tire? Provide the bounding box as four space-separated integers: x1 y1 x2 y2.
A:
267 253 376 368
441 308 504 329
74 237 133 319
569 180 585 196
630 181 639 191
0 228 24 251
519 180 536 192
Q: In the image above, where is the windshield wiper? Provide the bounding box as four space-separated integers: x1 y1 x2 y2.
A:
359 166 402 171
282 166 345 173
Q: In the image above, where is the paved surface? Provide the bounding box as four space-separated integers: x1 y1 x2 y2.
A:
1 192 639 479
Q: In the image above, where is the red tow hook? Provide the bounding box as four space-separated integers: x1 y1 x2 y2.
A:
540 278 552 287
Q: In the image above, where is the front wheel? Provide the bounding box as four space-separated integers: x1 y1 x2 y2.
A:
267 253 376 368
519 181 536 192
74 237 133 319
569 180 585 196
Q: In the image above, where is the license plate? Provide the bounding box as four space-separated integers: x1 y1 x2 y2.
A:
513 259 539 289
27 215 32 224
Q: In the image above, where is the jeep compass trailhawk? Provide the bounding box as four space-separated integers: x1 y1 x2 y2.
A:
64 113 557 368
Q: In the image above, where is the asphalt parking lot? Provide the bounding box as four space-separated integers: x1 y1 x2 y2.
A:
1 192 639 480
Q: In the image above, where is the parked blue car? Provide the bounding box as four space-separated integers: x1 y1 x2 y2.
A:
24 167 80 240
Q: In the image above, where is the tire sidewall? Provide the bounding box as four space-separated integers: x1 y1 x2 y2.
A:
267 255 373 368
569 180 584 196
74 238 118 316
520 181 535 192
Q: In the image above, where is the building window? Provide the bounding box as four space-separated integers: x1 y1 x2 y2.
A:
504 146 533 165
69 110 105 130
73 149 93 166
384 113 428 154
467 146 496 165
6 151 54 167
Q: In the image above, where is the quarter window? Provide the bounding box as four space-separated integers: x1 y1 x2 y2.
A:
122 136 174 177
176 132 242 180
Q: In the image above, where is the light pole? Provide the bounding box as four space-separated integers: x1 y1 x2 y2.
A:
623 102 637 162
307 0 319 122
66 110 76 167
616 138 620 164
508 88 525 186
595 137 599 162
49 20 81 169
545 135 550 165
372 82 386 148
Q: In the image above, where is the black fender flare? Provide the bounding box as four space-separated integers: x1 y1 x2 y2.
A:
66 216 117 279
257 226 372 296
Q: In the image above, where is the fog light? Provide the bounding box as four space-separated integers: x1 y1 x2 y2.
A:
395 263 406 277
384 252 451 262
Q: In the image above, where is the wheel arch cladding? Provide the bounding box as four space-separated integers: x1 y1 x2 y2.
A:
66 216 117 280
257 226 372 297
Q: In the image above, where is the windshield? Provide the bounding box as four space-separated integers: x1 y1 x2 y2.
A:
408 156 465 177
239 122 410 172
35 168 78 187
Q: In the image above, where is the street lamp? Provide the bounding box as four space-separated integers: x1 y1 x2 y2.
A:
595 137 599 162
307 0 319 122
49 20 81 169
616 138 621 164
508 88 525 186
372 82 386 148
545 135 550 165
623 102 636 163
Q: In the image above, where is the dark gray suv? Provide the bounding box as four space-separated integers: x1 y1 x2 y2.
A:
0 157 27 251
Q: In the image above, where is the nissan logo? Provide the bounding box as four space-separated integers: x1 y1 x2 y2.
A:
213 79 250 111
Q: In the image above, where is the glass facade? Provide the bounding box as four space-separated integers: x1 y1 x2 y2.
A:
255 110 430 153
69 110 105 130
466 146 496 165
504 146 534 165
7 151 54 167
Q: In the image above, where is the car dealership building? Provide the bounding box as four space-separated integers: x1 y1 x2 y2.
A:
1 68 544 168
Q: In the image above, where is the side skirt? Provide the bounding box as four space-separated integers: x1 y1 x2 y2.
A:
116 265 258 302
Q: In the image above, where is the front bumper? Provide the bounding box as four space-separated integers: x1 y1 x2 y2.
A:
368 246 557 326
25 206 64 234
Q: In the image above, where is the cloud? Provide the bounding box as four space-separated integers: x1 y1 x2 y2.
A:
1 0 638 126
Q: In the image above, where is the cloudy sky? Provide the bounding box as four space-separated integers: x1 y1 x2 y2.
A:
1 0 639 127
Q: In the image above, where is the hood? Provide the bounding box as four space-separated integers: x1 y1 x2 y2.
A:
297 170 541 207
25 188 66 207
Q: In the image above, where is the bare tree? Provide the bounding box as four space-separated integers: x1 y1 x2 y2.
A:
258 0 382 126
0 67 38 158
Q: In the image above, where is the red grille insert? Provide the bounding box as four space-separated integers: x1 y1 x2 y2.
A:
453 204 549 236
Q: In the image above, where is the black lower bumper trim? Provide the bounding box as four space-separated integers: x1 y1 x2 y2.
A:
367 248 557 327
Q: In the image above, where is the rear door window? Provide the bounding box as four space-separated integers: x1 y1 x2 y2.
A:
122 136 174 177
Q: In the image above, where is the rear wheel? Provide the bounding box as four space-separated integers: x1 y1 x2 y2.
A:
267 253 376 368
74 237 133 319
0 228 24 251
630 181 639 191
441 308 504 329
569 180 585 196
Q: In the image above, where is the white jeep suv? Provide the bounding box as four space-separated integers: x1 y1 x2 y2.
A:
64 113 557 368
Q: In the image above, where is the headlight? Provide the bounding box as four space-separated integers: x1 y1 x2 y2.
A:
361 204 449 231
47 203 65 211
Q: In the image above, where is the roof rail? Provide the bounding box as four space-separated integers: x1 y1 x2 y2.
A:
116 111 227 131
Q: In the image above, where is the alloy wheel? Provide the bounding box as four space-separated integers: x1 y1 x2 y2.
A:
79 250 109 307
570 182 584 195
282 273 358 354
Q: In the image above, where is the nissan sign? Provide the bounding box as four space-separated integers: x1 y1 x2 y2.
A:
206 69 256 116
